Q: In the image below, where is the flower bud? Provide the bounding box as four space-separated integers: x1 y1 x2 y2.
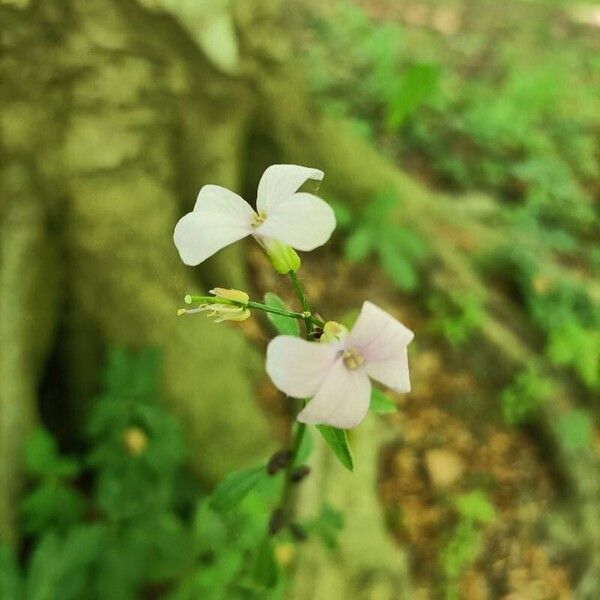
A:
289 523 307 542
267 450 292 475
262 239 301 274
320 321 349 343
291 465 311 483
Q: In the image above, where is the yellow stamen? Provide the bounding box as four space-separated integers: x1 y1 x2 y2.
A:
251 211 267 228
343 347 364 370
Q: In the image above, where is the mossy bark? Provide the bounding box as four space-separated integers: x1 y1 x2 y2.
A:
0 0 272 543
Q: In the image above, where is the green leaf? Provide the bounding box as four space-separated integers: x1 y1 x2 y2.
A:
22 483 86 534
385 63 440 130
264 293 300 337
251 536 279 589
455 491 496 524
316 425 354 471
344 227 373 261
25 428 59 476
26 525 105 600
294 427 314 465
209 466 266 513
370 389 397 414
378 238 418 291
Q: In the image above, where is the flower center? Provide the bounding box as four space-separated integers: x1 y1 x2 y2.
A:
343 347 364 370
251 211 267 228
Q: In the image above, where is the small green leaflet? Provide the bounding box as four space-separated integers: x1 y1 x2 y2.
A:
209 465 266 513
370 389 397 414
264 293 300 337
316 425 353 472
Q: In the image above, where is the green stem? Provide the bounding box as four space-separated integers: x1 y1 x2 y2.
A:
289 271 314 339
271 270 318 532
279 420 306 513
246 300 306 321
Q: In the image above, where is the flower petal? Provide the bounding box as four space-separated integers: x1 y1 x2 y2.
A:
254 192 336 251
298 358 371 429
366 346 411 393
174 185 254 265
345 302 413 393
257 165 324 213
346 301 414 362
266 336 340 399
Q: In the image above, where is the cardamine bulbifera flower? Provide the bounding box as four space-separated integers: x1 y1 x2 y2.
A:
174 165 336 273
266 302 413 429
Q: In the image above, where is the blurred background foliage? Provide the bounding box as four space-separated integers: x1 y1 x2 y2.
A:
0 0 598 598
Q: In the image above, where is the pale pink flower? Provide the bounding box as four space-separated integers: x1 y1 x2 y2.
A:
266 302 414 429
174 165 335 266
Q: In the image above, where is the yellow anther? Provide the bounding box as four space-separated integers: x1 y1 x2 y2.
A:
251 211 267 228
321 321 349 343
343 347 364 370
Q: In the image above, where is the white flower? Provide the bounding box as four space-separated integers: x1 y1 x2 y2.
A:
266 302 414 429
173 165 336 267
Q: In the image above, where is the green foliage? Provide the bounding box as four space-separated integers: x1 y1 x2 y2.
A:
440 520 480 582
440 491 495 598
385 63 440 131
4 348 287 600
501 362 555 425
305 503 345 551
428 290 485 347
454 491 496 524
342 191 427 291
316 425 354 472
370 389 397 414
22 429 85 534
556 409 595 452
209 466 267 513
547 322 600 390
496 246 600 390
172 493 288 600
302 3 439 134
26 526 105 600
87 348 187 523
264 292 301 337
